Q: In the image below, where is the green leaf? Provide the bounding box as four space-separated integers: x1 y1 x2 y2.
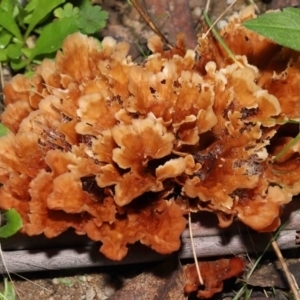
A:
16 6 29 28
0 7 22 40
21 47 33 58
78 0 92 9
0 124 9 137
25 0 66 38
5 43 22 59
24 0 39 13
243 8 300 51
10 57 27 70
30 17 78 60
0 30 12 49
76 5 108 34
0 209 22 238
0 278 16 300
0 49 7 61
0 0 17 15
54 3 79 19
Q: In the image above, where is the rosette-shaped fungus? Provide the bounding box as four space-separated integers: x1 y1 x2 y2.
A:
1 5 300 261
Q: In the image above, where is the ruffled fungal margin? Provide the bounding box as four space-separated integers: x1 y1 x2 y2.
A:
1 5 300 261
184 257 245 299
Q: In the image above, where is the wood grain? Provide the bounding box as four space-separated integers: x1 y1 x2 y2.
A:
0 200 299 273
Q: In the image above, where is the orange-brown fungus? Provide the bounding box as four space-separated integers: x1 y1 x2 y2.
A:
184 257 245 298
1 5 300 261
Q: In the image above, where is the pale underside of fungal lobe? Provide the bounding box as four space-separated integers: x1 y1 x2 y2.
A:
1 6 300 260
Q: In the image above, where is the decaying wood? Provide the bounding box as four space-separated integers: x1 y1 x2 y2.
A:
0 199 299 274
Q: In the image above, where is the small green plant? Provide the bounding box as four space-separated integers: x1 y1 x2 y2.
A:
0 208 22 238
0 0 108 72
0 278 15 300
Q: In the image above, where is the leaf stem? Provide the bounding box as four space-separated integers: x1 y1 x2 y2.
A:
203 11 244 69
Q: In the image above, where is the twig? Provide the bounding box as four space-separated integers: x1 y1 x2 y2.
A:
0 244 22 299
130 0 173 49
203 3 244 69
203 0 237 39
248 0 260 14
205 0 210 14
11 272 52 293
270 235 300 300
188 212 203 285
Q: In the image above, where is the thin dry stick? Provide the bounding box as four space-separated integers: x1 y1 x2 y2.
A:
0 244 22 300
11 272 52 293
130 0 173 49
205 0 210 14
270 235 300 300
203 0 244 69
248 0 260 13
188 212 204 285
203 0 237 39
236 223 254 266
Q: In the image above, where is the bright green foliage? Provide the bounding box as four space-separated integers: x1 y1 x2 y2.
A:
0 209 22 238
243 8 300 51
0 278 16 300
54 3 79 19
77 5 108 35
0 123 9 137
24 0 65 39
31 17 78 58
0 0 108 71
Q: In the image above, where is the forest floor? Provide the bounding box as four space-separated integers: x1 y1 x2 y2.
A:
1 0 300 299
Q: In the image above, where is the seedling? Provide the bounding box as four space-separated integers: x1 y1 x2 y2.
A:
0 278 15 300
0 0 108 72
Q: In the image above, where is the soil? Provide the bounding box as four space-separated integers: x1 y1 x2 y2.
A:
1 0 300 299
